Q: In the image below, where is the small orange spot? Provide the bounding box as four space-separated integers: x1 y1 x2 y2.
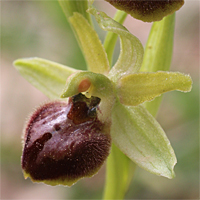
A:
78 79 91 93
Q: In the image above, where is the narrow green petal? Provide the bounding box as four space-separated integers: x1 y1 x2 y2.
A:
117 71 192 106
111 101 177 179
69 13 110 75
88 6 144 82
103 10 127 66
58 0 92 25
14 57 76 99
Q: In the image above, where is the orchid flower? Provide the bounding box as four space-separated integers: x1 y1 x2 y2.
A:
14 1 192 193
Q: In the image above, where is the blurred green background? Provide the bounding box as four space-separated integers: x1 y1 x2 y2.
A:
1 1 199 199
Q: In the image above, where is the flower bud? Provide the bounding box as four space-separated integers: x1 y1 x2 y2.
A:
22 93 111 186
105 0 184 22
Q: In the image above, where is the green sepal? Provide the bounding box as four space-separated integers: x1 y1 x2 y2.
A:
13 57 76 99
111 100 177 179
88 6 144 82
117 71 192 106
69 13 110 75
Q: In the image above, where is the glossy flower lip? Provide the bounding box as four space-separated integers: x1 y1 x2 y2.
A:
22 94 111 186
105 0 184 22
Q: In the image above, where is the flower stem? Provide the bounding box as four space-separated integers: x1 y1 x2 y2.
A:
58 0 92 25
103 144 136 200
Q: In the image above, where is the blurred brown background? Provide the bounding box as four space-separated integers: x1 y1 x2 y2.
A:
1 0 199 199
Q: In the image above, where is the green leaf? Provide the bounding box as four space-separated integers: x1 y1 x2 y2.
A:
58 0 92 25
69 13 110 75
14 57 76 99
88 6 144 82
111 100 177 179
117 71 192 106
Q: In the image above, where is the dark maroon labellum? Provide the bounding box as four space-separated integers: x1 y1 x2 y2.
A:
22 93 111 186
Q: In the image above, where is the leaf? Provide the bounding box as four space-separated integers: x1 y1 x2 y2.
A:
117 71 192 106
69 13 110 75
88 6 144 82
14 57 76 99
111 100 177 179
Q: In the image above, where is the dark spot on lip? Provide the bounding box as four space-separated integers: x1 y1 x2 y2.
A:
22 132 52 169
54 123 61 131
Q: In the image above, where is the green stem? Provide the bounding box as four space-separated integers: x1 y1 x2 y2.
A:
103 10 127 66
58 0 92 25
103 144 136 200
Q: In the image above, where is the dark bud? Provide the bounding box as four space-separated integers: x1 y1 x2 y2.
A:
105 0 184 22
22 93 111 186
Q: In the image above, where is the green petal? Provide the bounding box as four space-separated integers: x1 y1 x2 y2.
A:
117 71 192 106
88 6 144 82
58 0 92 25
69 13 110 75
14 57 76 99
111 101 177 179
103 10 127 66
